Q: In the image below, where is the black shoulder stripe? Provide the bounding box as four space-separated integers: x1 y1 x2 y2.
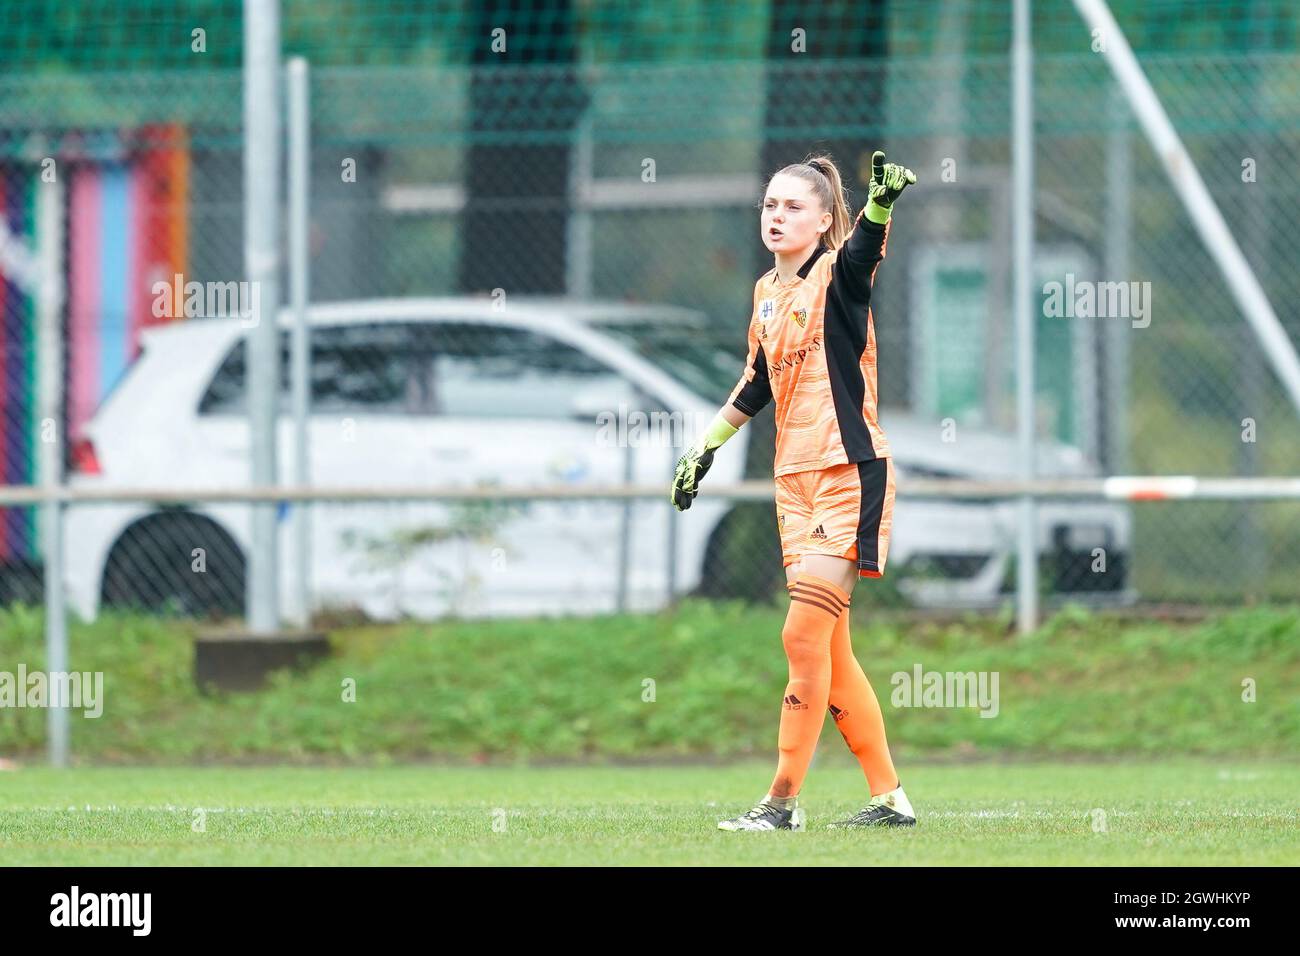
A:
797 242 830 280
733 342 772 416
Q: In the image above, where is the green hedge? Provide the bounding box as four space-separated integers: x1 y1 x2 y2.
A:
1 601 1296 761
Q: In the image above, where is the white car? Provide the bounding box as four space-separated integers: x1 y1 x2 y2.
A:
64 298 741 622
882 416 1133 607
63 297 1130 621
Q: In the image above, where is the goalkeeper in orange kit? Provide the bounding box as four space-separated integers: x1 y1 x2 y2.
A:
672 150 917 831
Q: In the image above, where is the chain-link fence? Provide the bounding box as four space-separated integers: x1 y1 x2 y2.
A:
2 1 1299 622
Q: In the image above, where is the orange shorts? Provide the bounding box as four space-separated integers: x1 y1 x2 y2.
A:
774 458 896 577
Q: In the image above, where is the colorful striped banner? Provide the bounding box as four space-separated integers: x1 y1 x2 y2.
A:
66 124 191 444
1 123 190 566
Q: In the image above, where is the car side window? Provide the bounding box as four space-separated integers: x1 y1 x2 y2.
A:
429 323 630 419
310 324 422 414
198 324 432 415
198 339 252 415
196 321 636 418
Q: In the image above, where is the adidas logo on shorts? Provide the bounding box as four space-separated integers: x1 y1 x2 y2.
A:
809 524 827 541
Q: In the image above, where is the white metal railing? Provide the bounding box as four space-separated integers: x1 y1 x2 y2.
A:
4 476 1300 506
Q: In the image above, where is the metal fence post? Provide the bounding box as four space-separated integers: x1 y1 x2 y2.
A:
567 110 593 299
1104 82 1131 477
616 438 634 613
1012 0 1038 635
286 55 312 629
244 0 282 633
37 165 66 766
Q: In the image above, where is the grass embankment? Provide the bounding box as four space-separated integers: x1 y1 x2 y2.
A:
1 601 1296 761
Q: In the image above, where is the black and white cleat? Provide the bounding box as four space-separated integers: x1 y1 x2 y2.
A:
826 786 917 829
717 800 806 832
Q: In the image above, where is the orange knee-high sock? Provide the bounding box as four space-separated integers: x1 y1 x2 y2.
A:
768 573 848 800
826 600 900 796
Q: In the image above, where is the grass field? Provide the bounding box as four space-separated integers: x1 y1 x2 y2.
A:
3 604 1296 865
2 758 1296 865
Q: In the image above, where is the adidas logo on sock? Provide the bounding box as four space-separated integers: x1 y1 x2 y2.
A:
828 703 849 722
784 694 808 711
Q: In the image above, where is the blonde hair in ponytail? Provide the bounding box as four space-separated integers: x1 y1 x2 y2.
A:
769 154 854 250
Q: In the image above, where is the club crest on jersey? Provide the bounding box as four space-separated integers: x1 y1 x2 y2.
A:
792 308 808 328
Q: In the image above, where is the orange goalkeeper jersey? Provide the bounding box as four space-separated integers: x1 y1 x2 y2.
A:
728 214 892 477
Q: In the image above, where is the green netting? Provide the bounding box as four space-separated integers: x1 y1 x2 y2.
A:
1 0 1297 74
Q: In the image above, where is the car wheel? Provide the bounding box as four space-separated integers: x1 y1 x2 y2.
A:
696 503 785 603
100 511 246 618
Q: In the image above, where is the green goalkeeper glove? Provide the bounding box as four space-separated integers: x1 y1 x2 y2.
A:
671 413 738 512
864 150 917 224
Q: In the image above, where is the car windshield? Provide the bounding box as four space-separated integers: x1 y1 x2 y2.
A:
594 320 740 404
